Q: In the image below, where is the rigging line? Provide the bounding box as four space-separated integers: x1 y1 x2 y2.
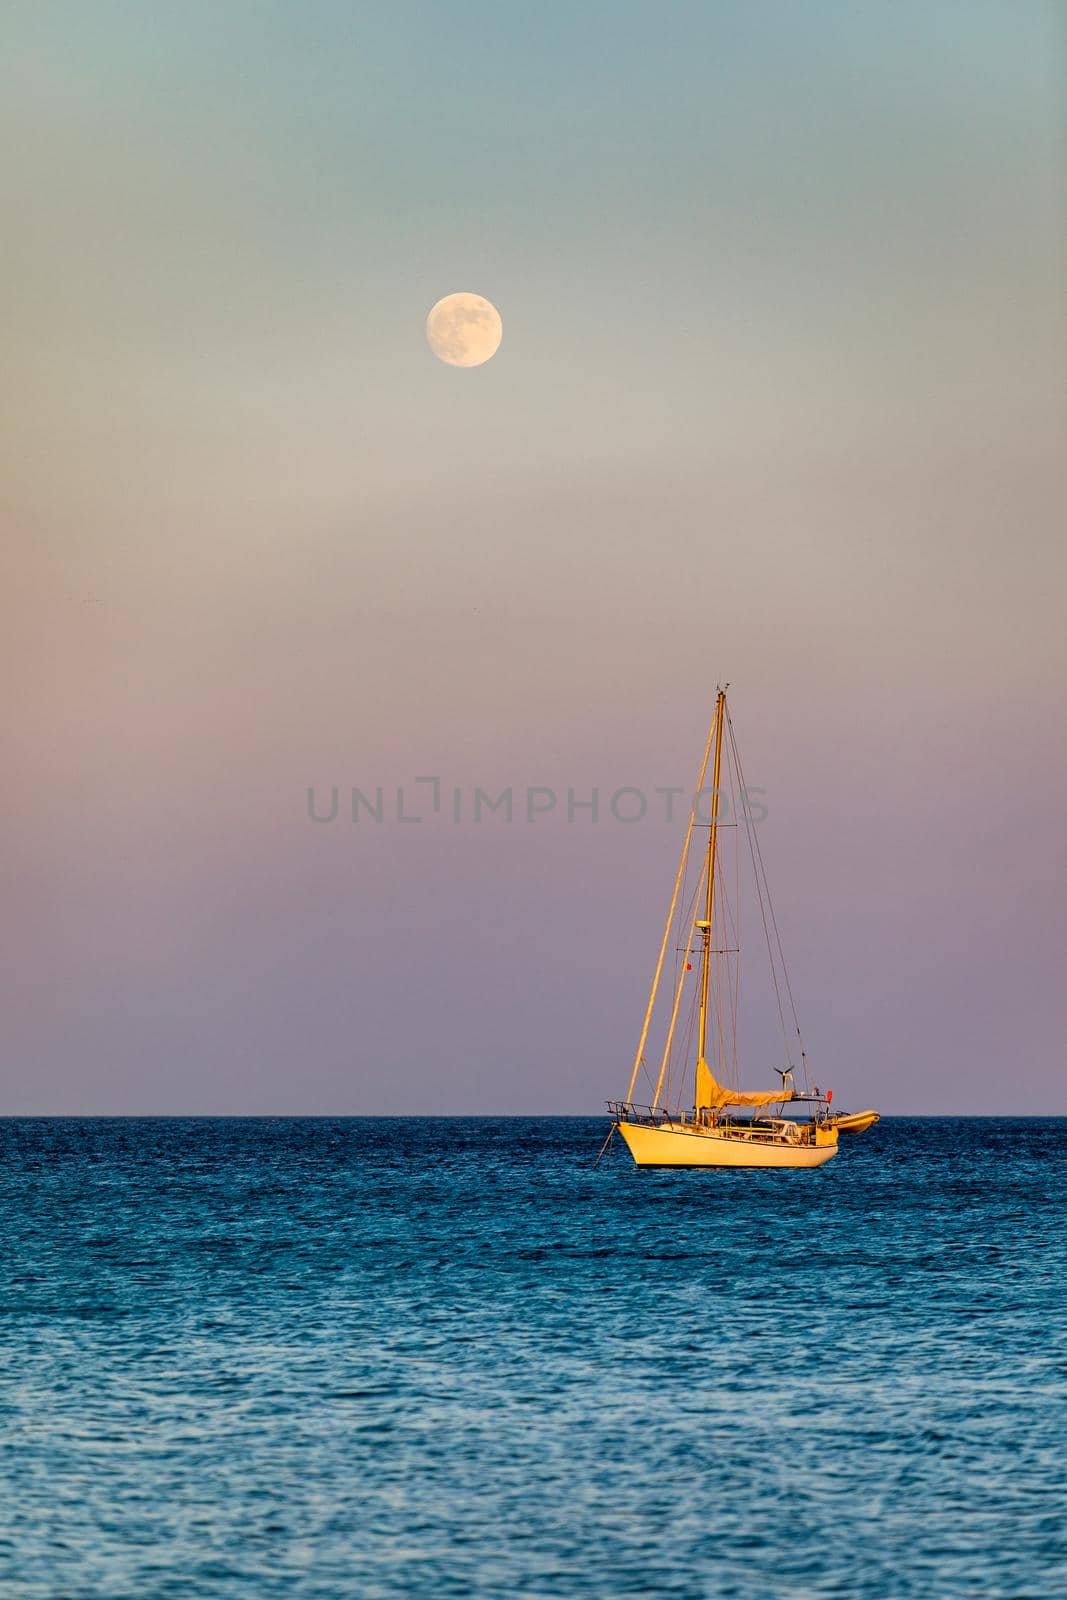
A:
666 939 703 1112
652 851 708 1109
714 925 727 1083
624 705 719 1105
731 723 794 1074
660 868 706 1110
733 738 742 1081
716 872 740 1084
658 868 706 1086
730 714 810 1093
713 865 743 1086
593 1122 617 1168
669 810 694 972
671 960 697 1100
724 705 794 1070
725 707 809 1075
677 984 699 1109
709 827 730 1084
666 814 698 1041
670 875 705 1032
725 736 743 1083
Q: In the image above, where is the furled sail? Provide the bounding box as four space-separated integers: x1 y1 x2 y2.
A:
695 1058 793 1111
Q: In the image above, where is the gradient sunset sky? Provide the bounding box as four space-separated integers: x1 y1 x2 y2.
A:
3 1 1064 1113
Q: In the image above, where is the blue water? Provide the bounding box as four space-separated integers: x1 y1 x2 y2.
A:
1 1118 1064 1598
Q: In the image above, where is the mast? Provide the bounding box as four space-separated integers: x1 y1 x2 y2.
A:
696 687 726 1100
622 703 719 1108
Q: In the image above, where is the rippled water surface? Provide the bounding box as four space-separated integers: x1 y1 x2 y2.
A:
1 1117 1064 1598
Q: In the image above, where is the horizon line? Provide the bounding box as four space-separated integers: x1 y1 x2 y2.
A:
2 1111 1065 1121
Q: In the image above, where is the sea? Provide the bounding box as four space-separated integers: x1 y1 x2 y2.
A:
1 1116 1064 1599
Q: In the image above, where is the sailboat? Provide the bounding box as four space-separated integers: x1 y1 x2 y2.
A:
608 686 878 1169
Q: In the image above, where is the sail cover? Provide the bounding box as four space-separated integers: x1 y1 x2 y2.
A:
696 1059 792 1111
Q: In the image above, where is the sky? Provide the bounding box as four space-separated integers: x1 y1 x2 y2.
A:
2 0 1065 1114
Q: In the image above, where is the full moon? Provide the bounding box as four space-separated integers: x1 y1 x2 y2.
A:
426 292 503 368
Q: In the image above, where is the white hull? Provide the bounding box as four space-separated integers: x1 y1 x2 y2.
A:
618 1119 838 1169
